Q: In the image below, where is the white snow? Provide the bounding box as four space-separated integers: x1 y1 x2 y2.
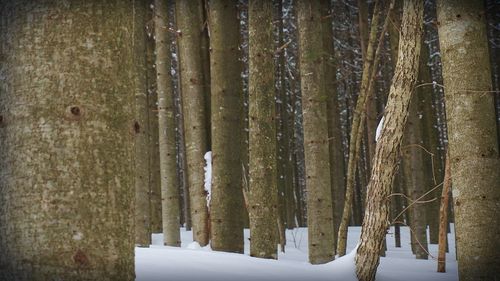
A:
203 151 212 207
136 226 458 281
376 116 385 142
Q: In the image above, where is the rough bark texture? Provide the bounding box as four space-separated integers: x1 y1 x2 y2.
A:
297 0 335 264
321 0 345 253
437 1 500 280
147 1 163 234
401 86 428 260
155 0 181 247
208 0 245 253
355 1 423 280
248 0 278 259
337 0 382 257
135 0 152 247
176 0 210 246
0 1 139 280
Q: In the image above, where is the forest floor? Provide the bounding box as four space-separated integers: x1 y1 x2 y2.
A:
135 226 458 281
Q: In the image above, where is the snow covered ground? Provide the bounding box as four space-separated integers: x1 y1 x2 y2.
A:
136 226 458 281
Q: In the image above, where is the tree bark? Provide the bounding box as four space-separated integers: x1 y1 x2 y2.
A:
175 0 210 246
401 86 429 259
0 1 139 280
147 1 163 234
297 0 335 264
155 0 181 247
437 1 500 279
355 1 424 280
337 0 386 256
208 0 245 253
135 0 152 247
321 0 345 254
248 0 278 259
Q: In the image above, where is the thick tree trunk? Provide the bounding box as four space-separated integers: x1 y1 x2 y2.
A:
297 0 335 264
355 1 424 280
155 0 181 247
0 1 139 280
248 0 278 259
208 0 245 253
175 0 210 246
437 1 500 280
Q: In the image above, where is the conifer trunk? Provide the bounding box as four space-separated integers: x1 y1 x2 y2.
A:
248 0 278 259
208 0 245 253
437 1 500 279
0 1 139 280
176 0 210 246
297 0 335 264
155 0 181 247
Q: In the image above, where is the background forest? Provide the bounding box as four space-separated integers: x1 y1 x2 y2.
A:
0 0 499 281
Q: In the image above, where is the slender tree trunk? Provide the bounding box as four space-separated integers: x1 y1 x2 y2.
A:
358 0 378 167
155 0 181 247
321 0 345 254
437 153 451 273
337 0 381 255
355 1 424 280
175 0 210 246
0 1 139 280
147 2 163 234
437 1 500 279
208 0 245 253
297 0 335 264
401 88 429 259
135 0 152 247
248 0 278 259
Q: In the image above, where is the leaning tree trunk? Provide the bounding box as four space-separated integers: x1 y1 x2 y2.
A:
297 0 335 264
175 0 210 246
0 1 140 280
155 0 181 247
437 1 500 280
208 0 245 253
248 0 278 259
355 1 424 280
337 0 383 256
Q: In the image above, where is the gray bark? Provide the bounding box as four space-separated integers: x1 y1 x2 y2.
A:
0 1 139 280
437 1 500 280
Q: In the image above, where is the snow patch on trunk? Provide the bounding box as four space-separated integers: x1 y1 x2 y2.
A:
204 151 212 207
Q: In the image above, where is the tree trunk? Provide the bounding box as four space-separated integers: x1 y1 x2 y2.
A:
147 1 163 234
321 0 345 254
208 0 245 253
155 0 181 247
297 0 335 264
337 0 384 256
437 1 500 279
355 1 424 280
401 88 429 259
248 0 278 259
175 0 210 246
0 1 139 280
135 0 152 247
